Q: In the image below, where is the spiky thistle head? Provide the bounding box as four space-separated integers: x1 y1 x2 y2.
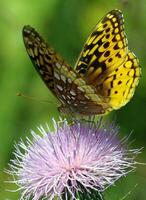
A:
7 119 140 200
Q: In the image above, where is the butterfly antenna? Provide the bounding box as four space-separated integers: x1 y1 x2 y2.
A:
16 92 56 105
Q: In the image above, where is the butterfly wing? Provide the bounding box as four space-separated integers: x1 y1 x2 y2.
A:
99 51 141 109
23 25 68 97
23 26 109 115
74 9 141 110
53 67 110 115
75 9 128 81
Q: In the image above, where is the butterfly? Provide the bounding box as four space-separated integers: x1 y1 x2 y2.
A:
22 9 141 116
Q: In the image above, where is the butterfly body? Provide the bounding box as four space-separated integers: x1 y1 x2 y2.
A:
23 9 141 116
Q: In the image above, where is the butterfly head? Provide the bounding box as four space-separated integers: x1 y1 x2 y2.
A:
58 104 75 118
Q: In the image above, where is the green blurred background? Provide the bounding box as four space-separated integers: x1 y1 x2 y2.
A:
0 0 146 199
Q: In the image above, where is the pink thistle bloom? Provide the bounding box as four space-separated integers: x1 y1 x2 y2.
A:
7 119 140 200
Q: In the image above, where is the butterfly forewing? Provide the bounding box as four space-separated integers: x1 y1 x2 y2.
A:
23 25 69 97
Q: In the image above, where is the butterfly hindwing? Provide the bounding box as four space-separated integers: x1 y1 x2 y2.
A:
99 51 141 109
54 69 108 115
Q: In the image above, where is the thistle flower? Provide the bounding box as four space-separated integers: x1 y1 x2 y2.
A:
7 119 140 200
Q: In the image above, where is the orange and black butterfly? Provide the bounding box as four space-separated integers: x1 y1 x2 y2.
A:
22 9 141 116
